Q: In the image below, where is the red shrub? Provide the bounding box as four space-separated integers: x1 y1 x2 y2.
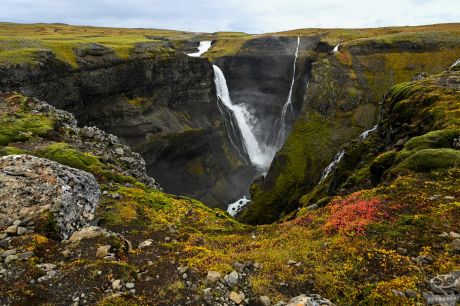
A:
323 192 396 236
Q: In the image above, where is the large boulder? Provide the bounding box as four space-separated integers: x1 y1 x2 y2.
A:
0 155 100 239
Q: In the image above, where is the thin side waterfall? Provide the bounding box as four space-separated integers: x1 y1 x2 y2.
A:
187 41 212 57
333 44 340 52
320 150 345 181
213 65 275 170
274 36 301 149
319 125 377 185
451 58 460 68
359 125 378 140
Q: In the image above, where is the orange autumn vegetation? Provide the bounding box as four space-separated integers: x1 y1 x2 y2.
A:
323 192 400 235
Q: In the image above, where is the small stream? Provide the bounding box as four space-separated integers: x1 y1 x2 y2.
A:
187 41 212 57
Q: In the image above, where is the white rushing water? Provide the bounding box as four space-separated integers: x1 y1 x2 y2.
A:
227 196 251 216
333 44 340 52
451 58 460 68
359 125 378 140
213 37 303 212
274 36 301 149
213 65 275 170
187 41 212 57
320 150 345 181
318 125 377 184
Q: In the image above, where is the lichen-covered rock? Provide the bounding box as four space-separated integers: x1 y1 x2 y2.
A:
286 294 335 306
0 155 100 239
22 96 159 189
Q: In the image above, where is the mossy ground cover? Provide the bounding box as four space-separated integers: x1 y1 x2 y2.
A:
0 22 196 67
207 23 460 61
93 167 459 305
0 91 458 305
0 112 55 145
204 32 253 61
309 70 460 193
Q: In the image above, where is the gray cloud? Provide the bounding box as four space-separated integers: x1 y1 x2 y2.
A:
0 0 458 33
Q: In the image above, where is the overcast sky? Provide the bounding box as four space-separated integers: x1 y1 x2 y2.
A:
0 0 459 33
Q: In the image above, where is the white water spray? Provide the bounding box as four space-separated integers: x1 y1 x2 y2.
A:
213 37 303 212
274 36 301 149
318 125 377 184
320 150 345 181
213 65 275 170
187 41 212 57
227 196 251 216
451 58 460 68
359 125 378 140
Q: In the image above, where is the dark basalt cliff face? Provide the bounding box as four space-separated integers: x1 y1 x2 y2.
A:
0 44 251 209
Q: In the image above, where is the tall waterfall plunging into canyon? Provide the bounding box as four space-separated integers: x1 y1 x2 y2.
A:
212 37 302 215
213 65 276 170
213 36 302 174
273 36 301 150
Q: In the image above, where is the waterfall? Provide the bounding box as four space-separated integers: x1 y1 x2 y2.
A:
213 37 303 213
318 125 377 184
359 125 378 140
215 95 250 164
451 58 460 68
187 41 212 57
320 150 345 181
274 36 301 149
333 44 340 52
213 65 275 170
227 196 251 216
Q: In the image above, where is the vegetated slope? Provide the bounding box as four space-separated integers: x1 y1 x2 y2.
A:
1 69 459 305
0 22 200 67
240 24 460 224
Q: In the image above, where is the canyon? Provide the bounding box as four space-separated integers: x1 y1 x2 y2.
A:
2 24 459 217
0 22 460 305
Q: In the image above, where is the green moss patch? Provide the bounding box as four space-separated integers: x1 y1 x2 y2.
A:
37 142 104 171
404 129 460 150
0 113 55 145
0 145 27 156
241 112 335 224
0 23 197 67
394 148 460 173
36 142 137 184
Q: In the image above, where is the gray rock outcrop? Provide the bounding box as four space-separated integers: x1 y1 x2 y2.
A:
26 97 159 189
0 155 100 239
